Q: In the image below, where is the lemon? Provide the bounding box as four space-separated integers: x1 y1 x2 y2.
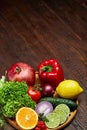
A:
56 80 83 99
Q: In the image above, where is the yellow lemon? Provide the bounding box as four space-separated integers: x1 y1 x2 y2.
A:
56 80 83 99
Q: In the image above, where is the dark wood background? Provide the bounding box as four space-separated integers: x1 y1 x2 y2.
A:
0 0 87 130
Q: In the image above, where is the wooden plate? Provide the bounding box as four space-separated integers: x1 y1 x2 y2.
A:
7 72 78 130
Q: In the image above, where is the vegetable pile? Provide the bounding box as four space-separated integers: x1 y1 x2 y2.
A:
0 59 83 130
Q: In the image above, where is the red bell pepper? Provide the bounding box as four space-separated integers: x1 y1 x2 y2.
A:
38 59 64 89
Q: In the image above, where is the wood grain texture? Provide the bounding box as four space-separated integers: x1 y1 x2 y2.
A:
0 0 87 130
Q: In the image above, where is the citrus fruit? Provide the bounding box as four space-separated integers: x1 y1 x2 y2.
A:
54 104 70 124
45 112 60 128
16 107 38 130
54 109 67 124
56 80 83 99
54 104 70 118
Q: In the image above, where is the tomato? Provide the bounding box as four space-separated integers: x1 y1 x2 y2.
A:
28 86 41 103
34 120 47 130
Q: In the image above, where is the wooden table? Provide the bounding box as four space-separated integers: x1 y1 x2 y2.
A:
0 0 87 130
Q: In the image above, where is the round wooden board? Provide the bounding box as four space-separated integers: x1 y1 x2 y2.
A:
7 109 77 130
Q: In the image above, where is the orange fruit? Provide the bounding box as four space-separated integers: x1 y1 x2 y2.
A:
16 107 38 130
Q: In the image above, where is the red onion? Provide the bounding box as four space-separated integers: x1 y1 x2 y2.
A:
35 101 53 116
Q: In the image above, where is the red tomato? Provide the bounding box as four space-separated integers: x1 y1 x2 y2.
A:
34 120 47 130
28 87 41 102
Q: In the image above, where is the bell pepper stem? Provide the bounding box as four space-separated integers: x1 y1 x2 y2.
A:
41 65 53 72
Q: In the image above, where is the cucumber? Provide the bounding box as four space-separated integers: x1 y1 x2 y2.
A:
40 97 78 111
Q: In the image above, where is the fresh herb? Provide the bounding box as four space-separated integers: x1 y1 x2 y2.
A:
0 108 7 128
38 113 49 122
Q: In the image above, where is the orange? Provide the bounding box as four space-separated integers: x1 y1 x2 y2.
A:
16 107 38 130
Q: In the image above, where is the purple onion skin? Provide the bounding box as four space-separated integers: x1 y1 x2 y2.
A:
35 101 53 116
41 84 55 97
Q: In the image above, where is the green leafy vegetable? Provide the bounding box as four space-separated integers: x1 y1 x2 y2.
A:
0 80 36 127
0 107 7 128
0 76 6 89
